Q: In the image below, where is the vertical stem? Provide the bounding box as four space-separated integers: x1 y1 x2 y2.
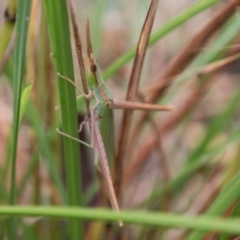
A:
9 0 32 239
43 0 84 239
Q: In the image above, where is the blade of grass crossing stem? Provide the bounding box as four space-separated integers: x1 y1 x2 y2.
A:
8 0 32 238
103 0 220 80
43 1 83 239
1 206 240 234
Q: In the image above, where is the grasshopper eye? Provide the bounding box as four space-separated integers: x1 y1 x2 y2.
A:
90 64 97 73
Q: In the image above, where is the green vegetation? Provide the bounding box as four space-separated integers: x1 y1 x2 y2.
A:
0 0 240 239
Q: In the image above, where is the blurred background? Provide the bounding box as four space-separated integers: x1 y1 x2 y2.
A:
1 0 240 239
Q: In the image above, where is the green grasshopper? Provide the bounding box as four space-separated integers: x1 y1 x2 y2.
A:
57 20 172 227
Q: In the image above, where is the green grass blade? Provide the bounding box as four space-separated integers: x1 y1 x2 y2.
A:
1 206 240 235
187 171 240 239
43 1 83 239
103 0 220 80
10 0 32 206
8 0 32 238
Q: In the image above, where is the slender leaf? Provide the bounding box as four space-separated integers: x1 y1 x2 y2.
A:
0 206 240 235
8 0 32 238
43 0 83 239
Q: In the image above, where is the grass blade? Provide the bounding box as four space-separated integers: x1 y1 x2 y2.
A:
43 1 84 238
1 206 240 235
8 0 32 238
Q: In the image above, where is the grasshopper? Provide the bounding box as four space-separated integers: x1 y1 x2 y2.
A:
57 18 172 226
